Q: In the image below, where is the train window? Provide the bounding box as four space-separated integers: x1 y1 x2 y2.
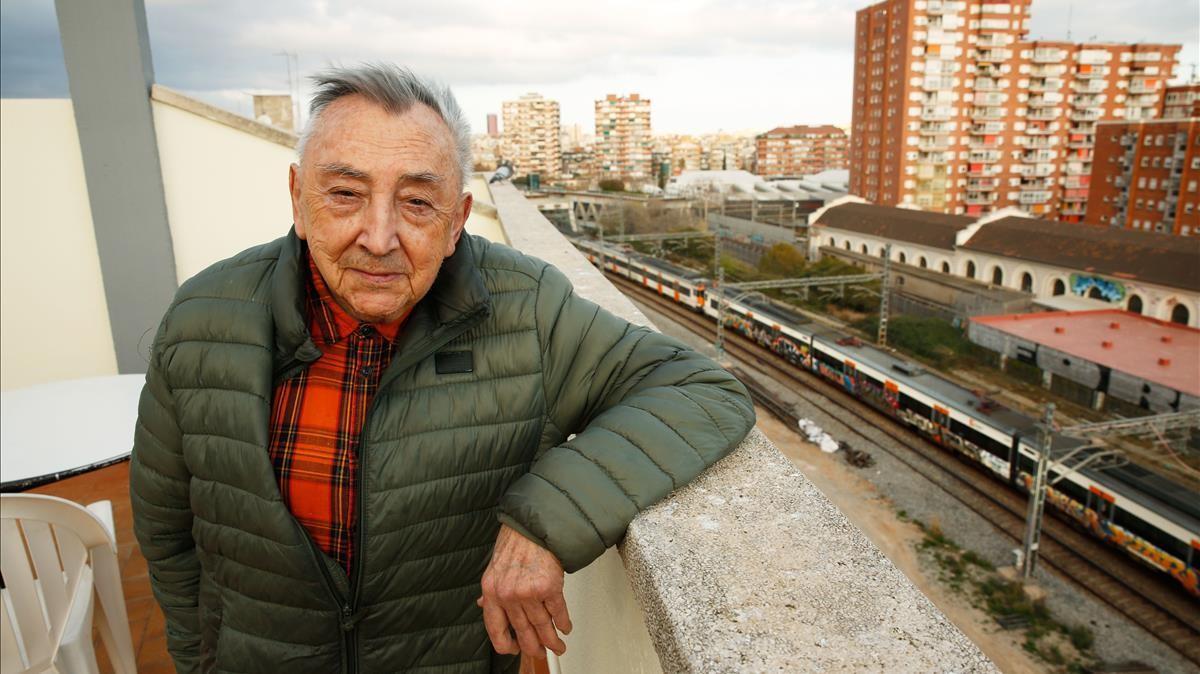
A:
949 418 1009 458
1112 508 1188 562
898 392 932 419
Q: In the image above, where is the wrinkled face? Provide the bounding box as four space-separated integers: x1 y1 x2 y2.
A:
290 95 472 324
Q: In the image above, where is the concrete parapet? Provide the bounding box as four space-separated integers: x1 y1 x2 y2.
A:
488 182 996 673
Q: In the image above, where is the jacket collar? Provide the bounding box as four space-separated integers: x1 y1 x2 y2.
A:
270 227 491 377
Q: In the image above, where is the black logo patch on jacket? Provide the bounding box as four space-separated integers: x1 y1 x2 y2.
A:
435 351 474 374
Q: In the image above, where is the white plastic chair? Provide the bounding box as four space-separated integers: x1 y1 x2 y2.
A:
1 494 137 674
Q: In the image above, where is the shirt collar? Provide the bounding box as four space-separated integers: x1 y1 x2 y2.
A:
305 250 406 344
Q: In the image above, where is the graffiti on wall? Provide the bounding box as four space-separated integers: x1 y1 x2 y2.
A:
1070 274 1125 302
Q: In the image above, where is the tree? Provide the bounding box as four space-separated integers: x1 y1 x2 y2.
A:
758 243 808 278
598 179 625 192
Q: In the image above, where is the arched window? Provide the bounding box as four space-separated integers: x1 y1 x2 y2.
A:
941 261 951 273
861 244 869 254
1171 303 1190 325
1020 272 1033 292
898 252 907 264
1052 279 1066 296
966 260 977 279
919 256 928 269
1127 295 1143 314
992 266 1004 286
1088 286 1104 300
844 240 851 251
879 247 887 257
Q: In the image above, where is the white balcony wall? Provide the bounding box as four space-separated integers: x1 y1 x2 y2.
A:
0 100 119 390
151 91 299 284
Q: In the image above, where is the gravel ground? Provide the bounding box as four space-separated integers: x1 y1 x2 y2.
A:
634 297 1198 674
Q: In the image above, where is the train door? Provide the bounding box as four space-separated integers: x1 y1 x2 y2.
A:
842 360 857 393
1087 486 1115 528
931 405 950 443
1007 434 1021 483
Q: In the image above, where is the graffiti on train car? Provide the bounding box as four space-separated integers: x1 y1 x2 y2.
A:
1022 474 1199 596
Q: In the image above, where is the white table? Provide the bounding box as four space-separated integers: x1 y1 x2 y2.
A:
1 375 144 490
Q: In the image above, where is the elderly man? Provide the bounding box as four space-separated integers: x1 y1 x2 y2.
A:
130 64 754 674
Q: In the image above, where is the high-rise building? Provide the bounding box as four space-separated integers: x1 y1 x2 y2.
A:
486 113 499 137
1162 84 1200 119
1085 118 1199 236
849 0 1180 221
595 93 653 183
501 93 561 179
755 125 849 177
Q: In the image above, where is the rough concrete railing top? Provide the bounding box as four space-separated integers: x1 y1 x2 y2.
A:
489 182 996 673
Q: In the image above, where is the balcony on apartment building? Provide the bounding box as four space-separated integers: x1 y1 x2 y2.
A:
966 178 999 191
969 121 1005 134
976 33 1010 49
1024 122 1058 135
1073 79 1108 94
1019 177 1053 190
918 137 952 152
977 48 1013 62
1075 66 1110 79
1070 108 1103 122
919 121 955 135
1027 108 1061 121
1027 93 1064 108
975 92 1008 106
1032 49 1066 63
1019 190 1054 204
1028 79 1064 93
1031 64 1067 78
1064 175 1092 190
973 77 1002 92
968 149 1003 163
1023 136 1057 150
1129 80 1159 95
3 70 995 671
1072 94 1106 108
1020 149 1058 163
964 192 998 206
972 106 1006 120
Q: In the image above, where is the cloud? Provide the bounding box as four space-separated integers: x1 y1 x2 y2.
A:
2 0 1194 133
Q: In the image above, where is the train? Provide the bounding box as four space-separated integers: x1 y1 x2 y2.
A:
573 237 1200 598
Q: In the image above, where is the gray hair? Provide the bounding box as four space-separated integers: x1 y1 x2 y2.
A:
298 63 472 188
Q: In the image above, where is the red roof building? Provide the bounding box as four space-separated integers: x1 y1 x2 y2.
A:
969 309 1199 412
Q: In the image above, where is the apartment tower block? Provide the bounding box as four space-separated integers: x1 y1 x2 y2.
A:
595 93 653 184
849 0 1179 221
501 93 561 179
1085 118 1199 236
755 125 850 177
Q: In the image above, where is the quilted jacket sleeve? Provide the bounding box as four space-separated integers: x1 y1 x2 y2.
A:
129 317 201 673
498 263 755 572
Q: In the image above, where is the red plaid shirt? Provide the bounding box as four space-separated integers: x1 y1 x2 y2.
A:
268 253 405 573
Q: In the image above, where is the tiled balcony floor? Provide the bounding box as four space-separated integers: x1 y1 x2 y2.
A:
28 461 549 674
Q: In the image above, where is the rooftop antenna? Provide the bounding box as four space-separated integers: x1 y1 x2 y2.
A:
1065 2 1072 41
275 50 301 130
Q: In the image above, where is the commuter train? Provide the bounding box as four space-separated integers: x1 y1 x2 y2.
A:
574 237 1200 597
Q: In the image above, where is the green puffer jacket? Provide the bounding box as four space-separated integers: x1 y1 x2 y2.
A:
130 230 755 674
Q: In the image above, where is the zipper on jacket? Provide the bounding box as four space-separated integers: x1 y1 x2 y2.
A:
343 306 488 674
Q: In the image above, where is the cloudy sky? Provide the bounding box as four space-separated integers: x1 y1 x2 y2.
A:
2 0 1196 135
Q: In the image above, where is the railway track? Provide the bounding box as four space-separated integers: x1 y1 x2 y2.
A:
613 273 1200 667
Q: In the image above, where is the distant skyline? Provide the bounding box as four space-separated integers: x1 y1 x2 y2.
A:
2 0 1197 135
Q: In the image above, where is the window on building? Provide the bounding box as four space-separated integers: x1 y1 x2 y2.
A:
1189 180 1197 193
1171 303 1190 325
942 261 951 273
966 260 977 279
1127 294 1143 314
919 256 928 268
1088 286 1105 300
1020 272 1033 292
1053 279 1066 295
845 241 851 251
879 247 887 257
1137 177 1146 188
830 237 837 247
898 252 907 263
992 266 1004 286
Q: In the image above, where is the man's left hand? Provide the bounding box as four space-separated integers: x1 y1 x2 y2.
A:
478 524 573 659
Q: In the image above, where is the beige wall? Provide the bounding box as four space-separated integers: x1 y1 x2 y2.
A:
0 100 119 390
152 99 297 284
